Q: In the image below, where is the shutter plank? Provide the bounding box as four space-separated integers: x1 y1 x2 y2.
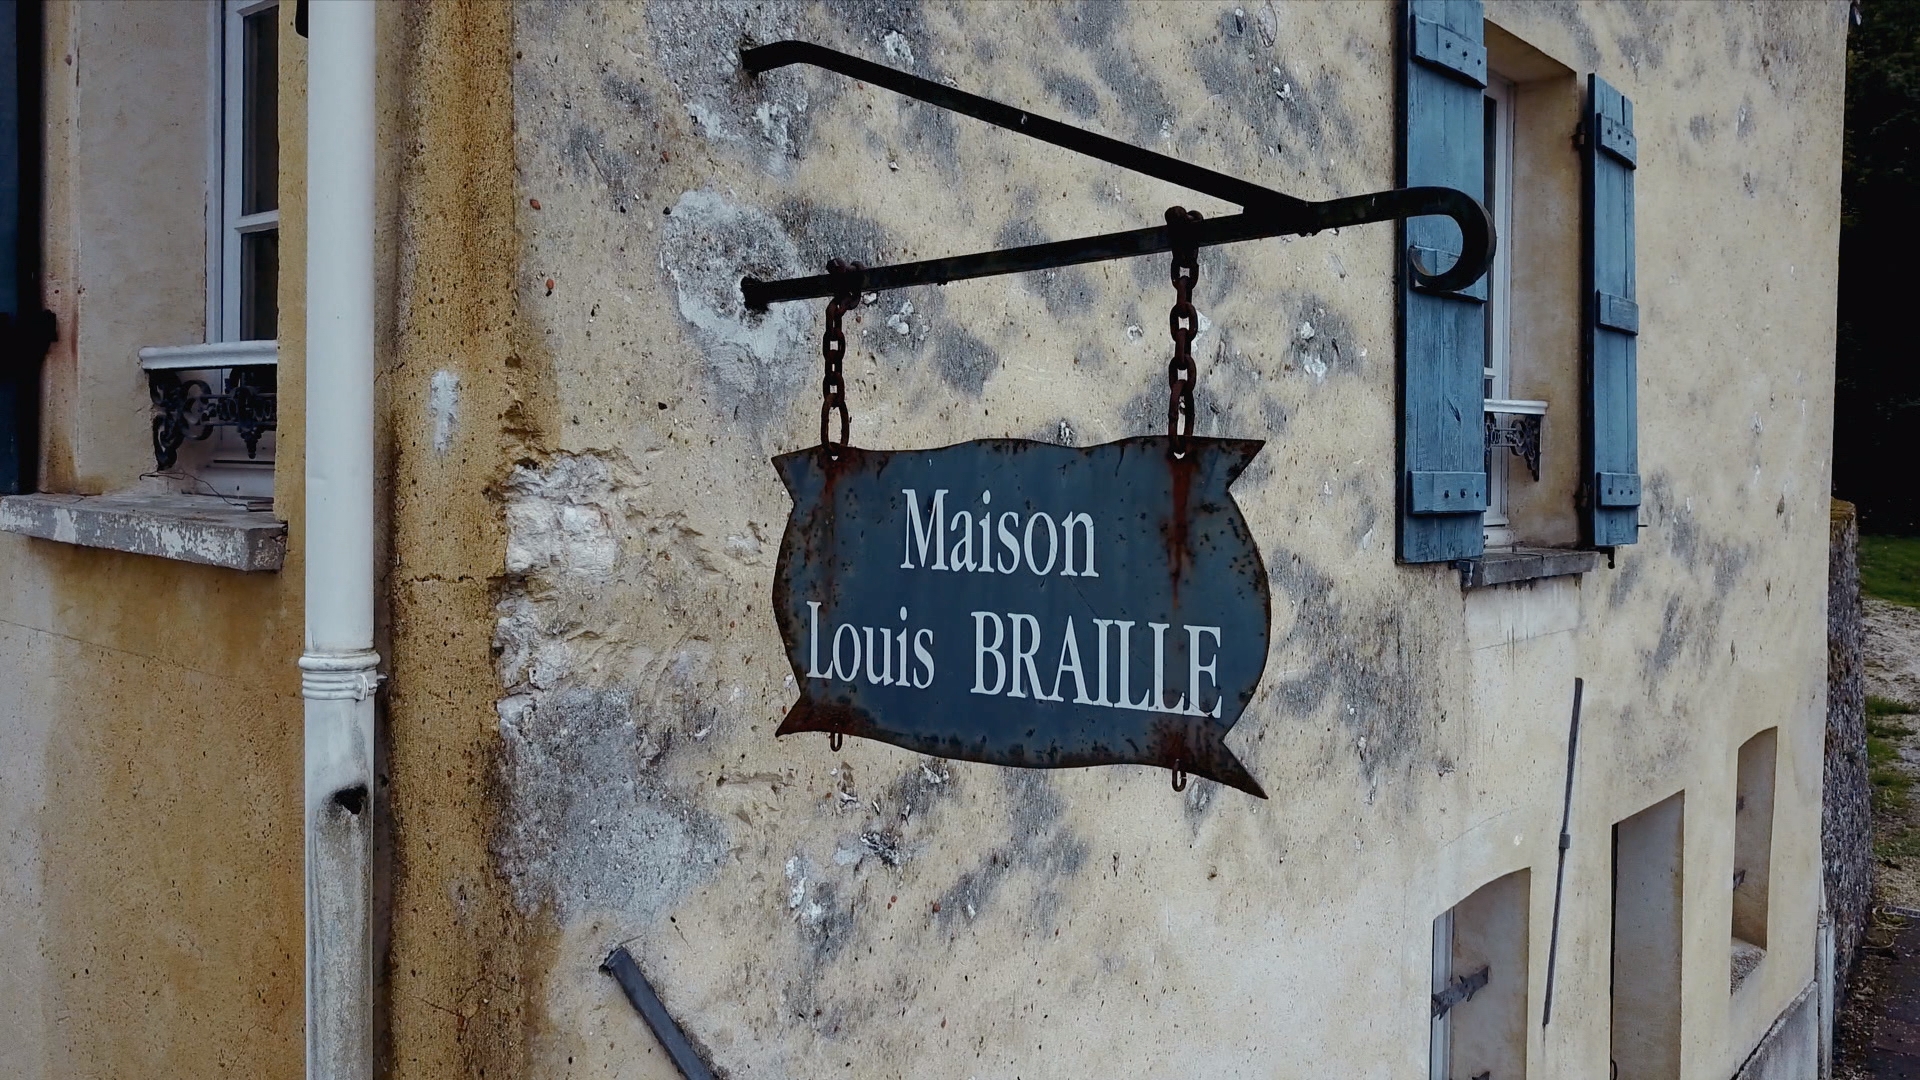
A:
0 0 24 494
1583 75 1640 547
1399 0 1488 562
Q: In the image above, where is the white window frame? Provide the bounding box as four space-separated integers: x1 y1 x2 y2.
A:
1482 73 1517 535
137 0 279 500
215 0 279 344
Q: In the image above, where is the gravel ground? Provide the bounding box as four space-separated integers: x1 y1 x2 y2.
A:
1866 599 1920 708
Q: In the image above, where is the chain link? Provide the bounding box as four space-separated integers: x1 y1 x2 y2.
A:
1165 207 1202 458
819 258 862 458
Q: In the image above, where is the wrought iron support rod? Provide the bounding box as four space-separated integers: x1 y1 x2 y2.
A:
742 40 1306 215
1541 677 1585 1027
738 40 1493 304
602 946 717 1080
745 186 1489 308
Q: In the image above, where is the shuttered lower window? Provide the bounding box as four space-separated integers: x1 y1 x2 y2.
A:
1399 0 1490 563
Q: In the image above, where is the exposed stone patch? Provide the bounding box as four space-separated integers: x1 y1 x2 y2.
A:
493 687 726 921
660 190 813 431
502 454 621 577
429 370 460 456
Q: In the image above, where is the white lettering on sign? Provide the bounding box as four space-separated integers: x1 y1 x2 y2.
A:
970 612 1222 718
807 601 935 689
901 489 1097 577
803 491 1223 717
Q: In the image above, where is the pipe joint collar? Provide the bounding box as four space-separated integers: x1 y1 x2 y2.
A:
300 650 384 701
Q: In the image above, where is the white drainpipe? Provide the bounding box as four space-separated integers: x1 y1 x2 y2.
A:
300 3 378 1079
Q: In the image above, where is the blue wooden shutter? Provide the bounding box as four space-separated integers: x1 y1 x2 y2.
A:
1399 0 1488 563
0 0 33 495
1583 75 1639 547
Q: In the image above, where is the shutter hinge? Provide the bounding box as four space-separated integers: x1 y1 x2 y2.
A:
1572 120 1587 151
1409 470 1488 515
1410 16 1488 87
1431 966 1490 1019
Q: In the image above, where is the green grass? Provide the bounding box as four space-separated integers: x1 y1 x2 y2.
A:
1871 708 1915 814
1862 535 1920 608
1879 826 1920 861
1869 694 1920 855
1873 695 1918 721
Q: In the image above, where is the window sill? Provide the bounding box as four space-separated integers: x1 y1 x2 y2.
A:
139 339 277 370
1455 547 1599 590
1730 936 1765 993
0 493 285 572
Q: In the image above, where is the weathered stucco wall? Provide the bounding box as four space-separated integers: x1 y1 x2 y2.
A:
371 2 1846 1078
0 4 308 1077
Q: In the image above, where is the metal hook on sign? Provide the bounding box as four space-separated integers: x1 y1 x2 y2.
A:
1171 762 1188 792
829 731 843 752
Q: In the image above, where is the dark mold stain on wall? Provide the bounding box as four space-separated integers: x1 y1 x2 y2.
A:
1193 10 1362 183
933 327 1000 396
1610 0 1672 73
1524 0 1604 69
777 198 900 275
1632 473 1754 686
813 0 963 180
1263 548 1451 790
932 771 1089 932
491 686 729 920
1042 69 1103 121
1054 0 1176 145
994 214 1098 318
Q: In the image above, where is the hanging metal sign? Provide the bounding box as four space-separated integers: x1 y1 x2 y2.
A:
772 436 1271 797
743 38 1495 800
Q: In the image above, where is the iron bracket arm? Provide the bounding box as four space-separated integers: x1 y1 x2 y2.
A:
738 40 1494 305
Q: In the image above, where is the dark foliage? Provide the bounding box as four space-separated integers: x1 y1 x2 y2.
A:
1839 0 1920 533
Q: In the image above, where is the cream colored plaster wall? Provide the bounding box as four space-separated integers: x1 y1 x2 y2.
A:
0 3 307 1078
370 2 1845 1078
38 0 213 493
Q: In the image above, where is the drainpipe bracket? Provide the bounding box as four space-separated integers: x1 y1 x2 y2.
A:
299 650 385 701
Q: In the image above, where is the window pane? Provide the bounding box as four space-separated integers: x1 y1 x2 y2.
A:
242 7 279 215
241 228 278 340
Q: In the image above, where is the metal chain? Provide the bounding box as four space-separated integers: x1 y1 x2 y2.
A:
1165 207 1203 458
820 258 862 459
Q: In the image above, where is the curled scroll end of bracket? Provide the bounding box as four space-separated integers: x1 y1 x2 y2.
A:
1408 193 1497 294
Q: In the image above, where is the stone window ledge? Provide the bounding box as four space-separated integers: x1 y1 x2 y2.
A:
0 492 285 572
1456 547 1599 590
